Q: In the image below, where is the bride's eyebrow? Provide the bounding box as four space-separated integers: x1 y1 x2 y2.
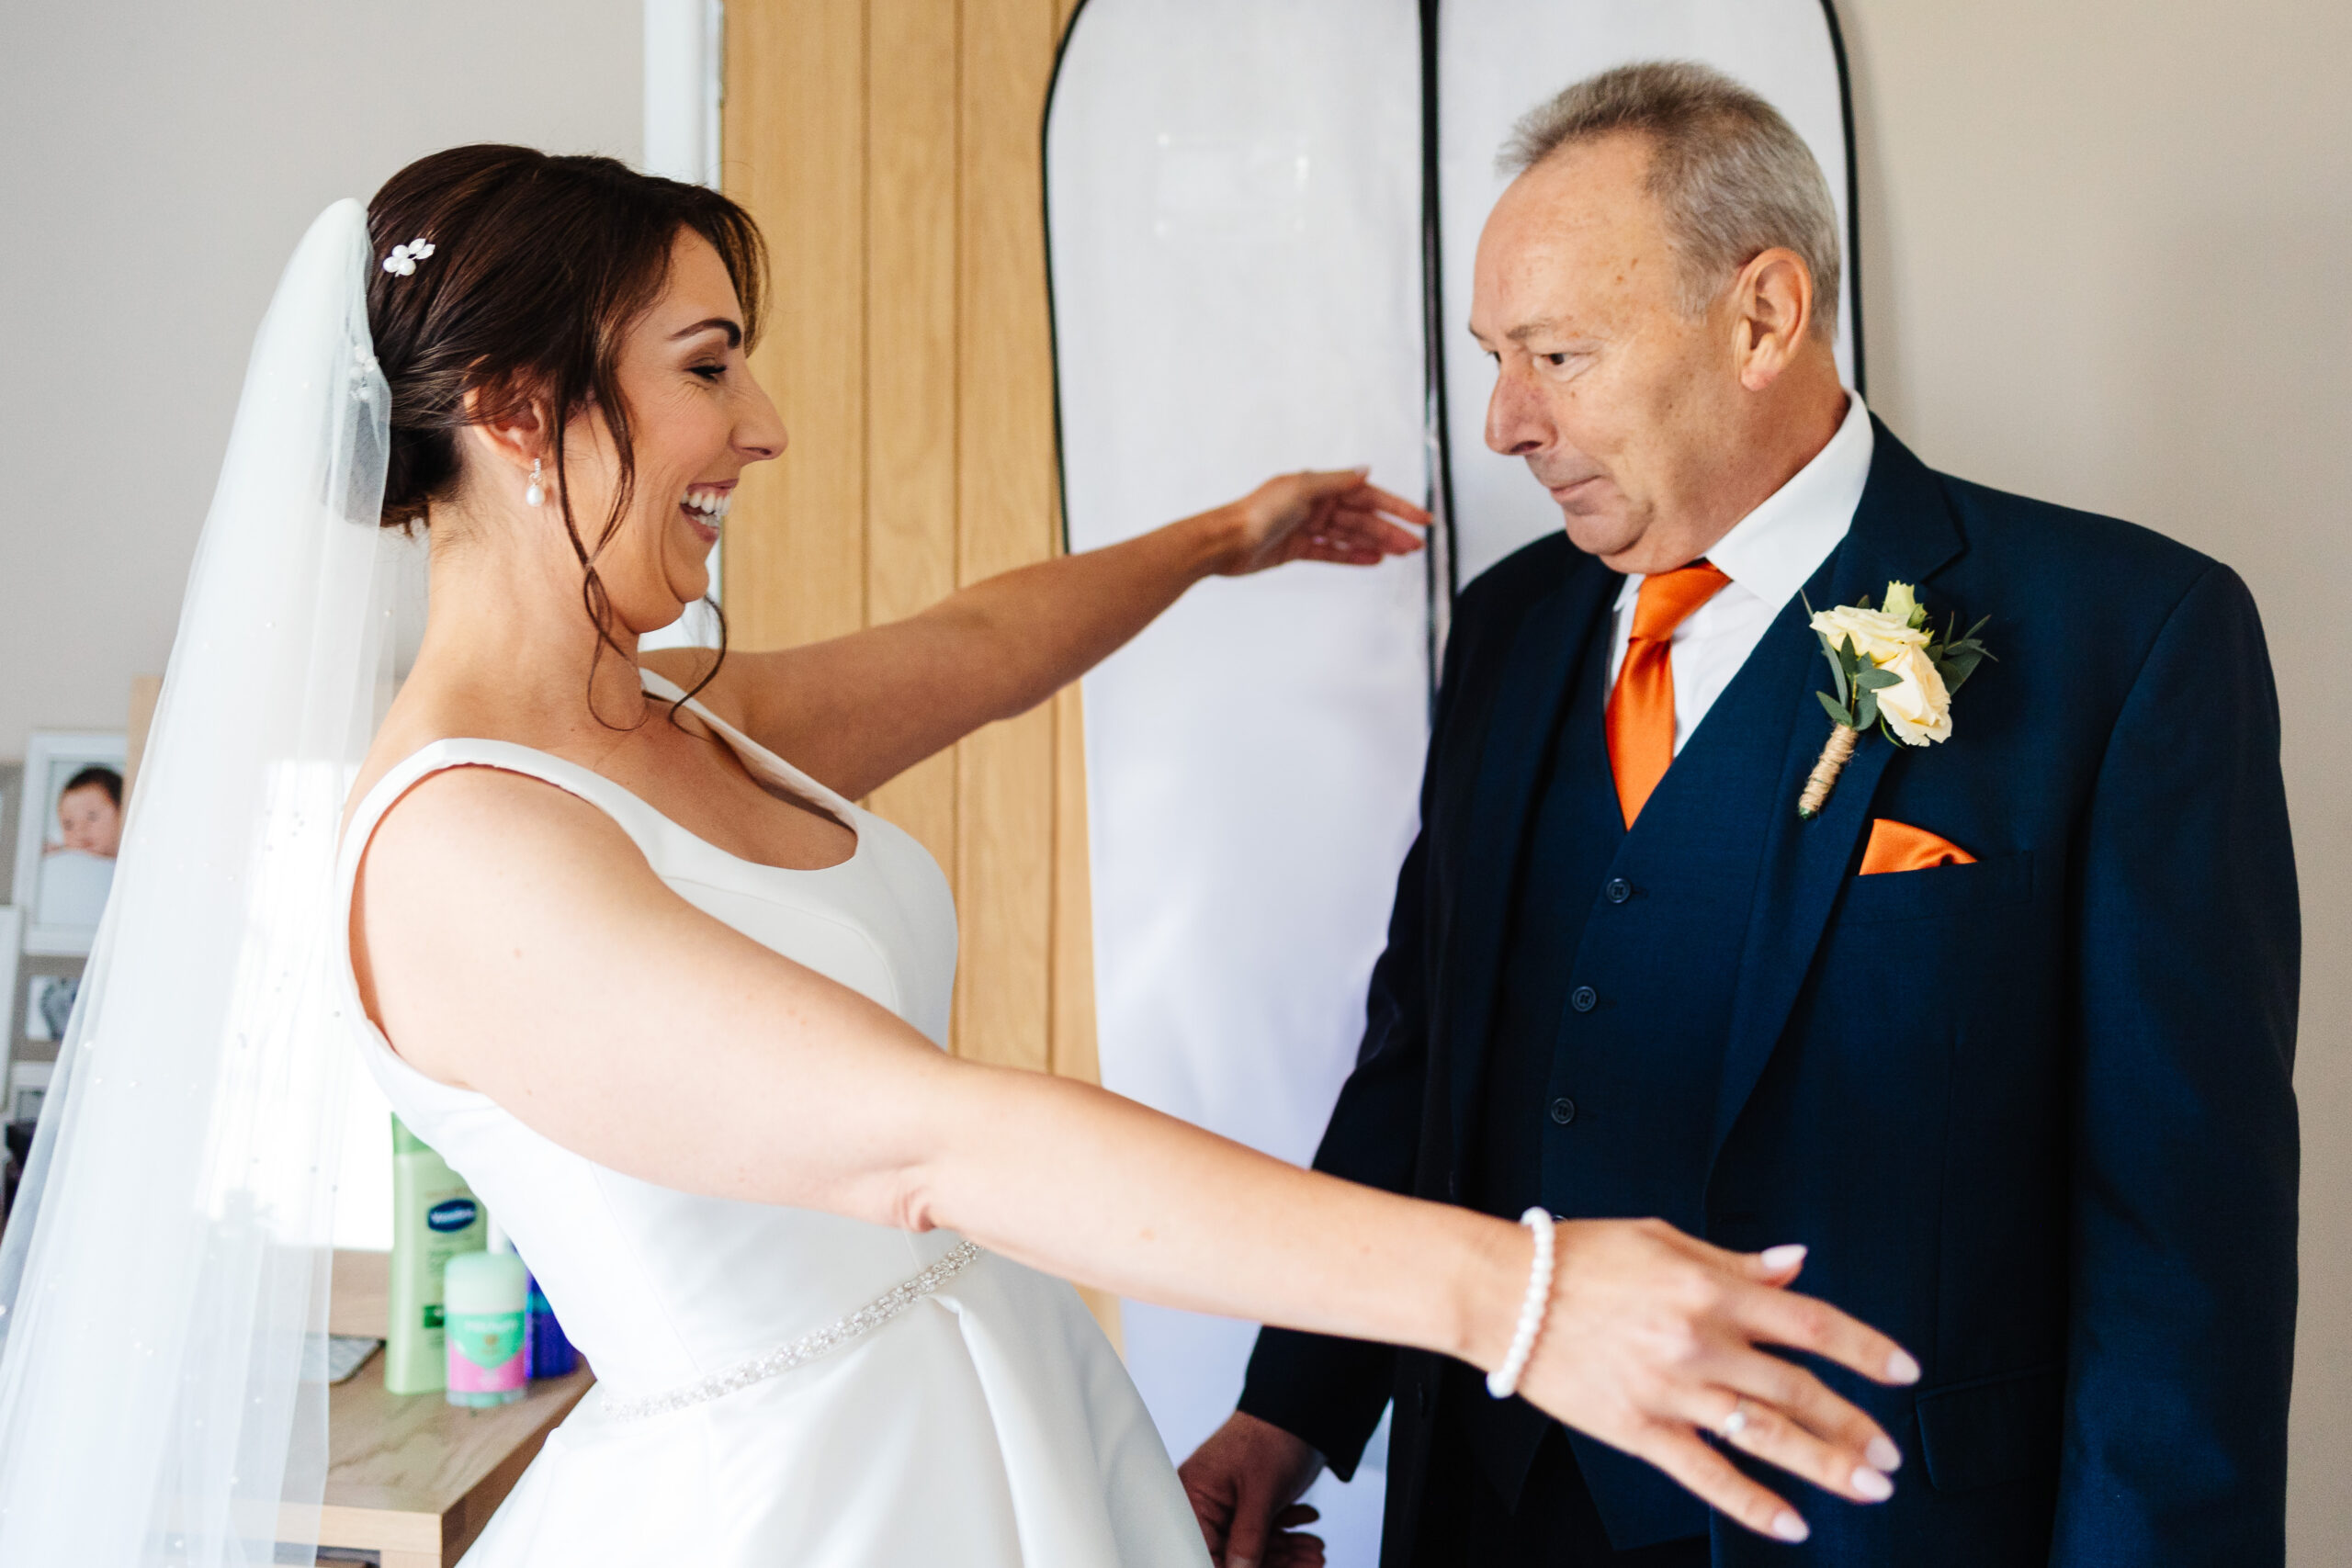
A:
669 317 742 348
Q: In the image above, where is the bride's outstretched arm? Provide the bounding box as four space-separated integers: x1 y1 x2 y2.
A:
641 468 1426 802
354 765 1914 1544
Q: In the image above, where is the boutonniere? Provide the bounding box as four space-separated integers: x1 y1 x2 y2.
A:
1797 581 1993 819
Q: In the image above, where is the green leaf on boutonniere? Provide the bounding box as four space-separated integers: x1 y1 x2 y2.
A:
1817 690 1854 727
1933 615 1996 696
1854 687 1882 732
1853 667 1903 692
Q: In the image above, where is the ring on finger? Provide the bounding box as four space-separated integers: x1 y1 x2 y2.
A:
1719 1395 1753 1440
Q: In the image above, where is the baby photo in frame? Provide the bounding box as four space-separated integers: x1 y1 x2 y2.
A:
10 731 128 957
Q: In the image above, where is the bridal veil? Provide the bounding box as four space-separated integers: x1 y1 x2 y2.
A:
0 200 397 1564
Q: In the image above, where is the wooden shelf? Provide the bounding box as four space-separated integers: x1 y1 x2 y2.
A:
292 1249 592 1568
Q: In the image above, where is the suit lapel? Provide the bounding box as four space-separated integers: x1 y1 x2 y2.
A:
1709 425 1969 1162
1442 559 1618 1160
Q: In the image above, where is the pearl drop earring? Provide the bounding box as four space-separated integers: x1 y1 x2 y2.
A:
525 457 545 508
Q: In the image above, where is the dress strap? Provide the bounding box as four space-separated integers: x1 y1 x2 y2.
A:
637 668 861 828
335 738 673 906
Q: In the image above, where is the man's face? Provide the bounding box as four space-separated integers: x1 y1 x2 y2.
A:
1469 132 1744 571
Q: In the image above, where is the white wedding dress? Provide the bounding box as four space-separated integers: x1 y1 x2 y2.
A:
335 671 1208 1567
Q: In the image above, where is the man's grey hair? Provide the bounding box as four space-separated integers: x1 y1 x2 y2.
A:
1499 61 1841 341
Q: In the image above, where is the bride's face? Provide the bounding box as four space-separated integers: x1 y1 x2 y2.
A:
560 231 786 633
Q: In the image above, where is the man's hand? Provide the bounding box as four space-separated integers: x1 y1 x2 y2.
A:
1180 1411 1329 1568
1211 468 1428 576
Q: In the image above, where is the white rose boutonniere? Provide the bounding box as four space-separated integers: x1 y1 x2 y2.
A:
1795 581 1992 819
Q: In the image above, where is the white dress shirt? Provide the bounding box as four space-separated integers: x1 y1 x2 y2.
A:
1607 393 1875 755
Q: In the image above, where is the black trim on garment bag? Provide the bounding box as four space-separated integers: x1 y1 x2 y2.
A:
1419 0 1461 704
1819 0 1868 399
1043 0 1092 558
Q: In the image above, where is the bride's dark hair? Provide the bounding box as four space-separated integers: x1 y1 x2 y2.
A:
365 144 766 720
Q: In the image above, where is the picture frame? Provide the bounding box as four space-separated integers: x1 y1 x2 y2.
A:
0 906 18 1073
9 731 128 957
8 1061 52 1126
24 973 77 1043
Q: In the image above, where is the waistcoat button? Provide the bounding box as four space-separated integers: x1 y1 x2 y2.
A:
1605 877 1633 904
1570 985 1598 1012
1549 1097 1577 1125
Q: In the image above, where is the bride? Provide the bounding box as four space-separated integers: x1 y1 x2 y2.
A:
0 146 1911 1568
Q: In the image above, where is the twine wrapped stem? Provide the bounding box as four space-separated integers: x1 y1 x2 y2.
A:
1797 724 1860 819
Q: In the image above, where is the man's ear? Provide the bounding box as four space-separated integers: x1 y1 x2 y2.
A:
1729 247 1815 392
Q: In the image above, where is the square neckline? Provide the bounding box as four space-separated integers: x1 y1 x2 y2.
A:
635 668 864 874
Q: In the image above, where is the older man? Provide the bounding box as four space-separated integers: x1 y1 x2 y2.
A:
1181 62 2298 1568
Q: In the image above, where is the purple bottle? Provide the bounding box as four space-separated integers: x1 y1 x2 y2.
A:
526 1270 576 1379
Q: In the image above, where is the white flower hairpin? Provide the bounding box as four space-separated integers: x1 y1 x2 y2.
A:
348 347 382 404
381 237 436 276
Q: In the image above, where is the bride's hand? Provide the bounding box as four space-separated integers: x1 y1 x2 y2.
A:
1508 1218 1917 1545
1210 468 1429 575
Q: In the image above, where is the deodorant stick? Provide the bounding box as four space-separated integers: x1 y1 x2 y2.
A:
443 1249 530 1407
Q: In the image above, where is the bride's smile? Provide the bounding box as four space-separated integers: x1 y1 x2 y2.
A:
678 481 733 547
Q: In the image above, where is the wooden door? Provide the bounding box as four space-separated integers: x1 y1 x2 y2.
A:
719 0 1097 1088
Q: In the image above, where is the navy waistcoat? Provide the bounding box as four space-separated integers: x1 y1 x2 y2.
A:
1466 580 1808 1540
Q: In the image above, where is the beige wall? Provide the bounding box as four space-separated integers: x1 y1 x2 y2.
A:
0 0 641 766
1838 2 2349 1558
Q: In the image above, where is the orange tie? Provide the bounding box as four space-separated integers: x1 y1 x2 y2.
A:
1606 560 1731 827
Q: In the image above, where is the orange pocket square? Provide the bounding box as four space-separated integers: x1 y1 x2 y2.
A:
1859 819 1977 876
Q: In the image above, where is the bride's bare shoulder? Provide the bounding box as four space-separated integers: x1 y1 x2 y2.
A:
345 705 622 887
345 681 550 819
344 668 670 893
358 761 635 893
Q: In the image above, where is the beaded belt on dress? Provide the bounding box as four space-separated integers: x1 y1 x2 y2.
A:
600 1240 985 1421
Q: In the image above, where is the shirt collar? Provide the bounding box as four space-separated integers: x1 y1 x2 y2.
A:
1614 391 1875 612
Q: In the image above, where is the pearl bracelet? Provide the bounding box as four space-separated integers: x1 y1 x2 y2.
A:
1486 1207 1556 1400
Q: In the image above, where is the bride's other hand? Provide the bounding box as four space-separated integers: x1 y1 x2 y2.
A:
1507 1219 1917 1545
1210 468 1429 576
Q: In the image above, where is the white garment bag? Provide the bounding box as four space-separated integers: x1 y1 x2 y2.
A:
1046 6 1859 1562
1048 11 1431 1545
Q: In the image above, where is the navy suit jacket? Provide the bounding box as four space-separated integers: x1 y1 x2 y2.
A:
1238 423 2300 1566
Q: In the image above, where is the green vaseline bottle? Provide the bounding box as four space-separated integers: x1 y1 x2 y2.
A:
385 1114 487 1395
444 1249 530 1407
